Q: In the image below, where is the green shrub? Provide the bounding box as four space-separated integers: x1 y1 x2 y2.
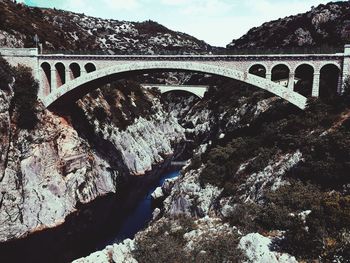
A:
133 217 244 263
191 232 246 263
133 220 189 263
12 65 39 130
99 80 154 130
133 234 188 263
282 215 325 259
0 56 13 90
93 106 107 122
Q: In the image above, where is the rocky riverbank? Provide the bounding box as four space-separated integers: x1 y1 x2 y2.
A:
0 74 187 262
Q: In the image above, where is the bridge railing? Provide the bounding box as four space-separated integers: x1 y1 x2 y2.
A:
217 46 344 55
40 45 345 56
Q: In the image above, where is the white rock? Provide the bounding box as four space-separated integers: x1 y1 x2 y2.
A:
238 233 298 263
151 187 164 200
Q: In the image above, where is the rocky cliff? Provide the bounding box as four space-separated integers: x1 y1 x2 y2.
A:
77 78 350 262
0 0 211 54
227 1 350 51
0 57 186 262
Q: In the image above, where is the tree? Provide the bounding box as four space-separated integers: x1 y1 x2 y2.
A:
0 56 14 90
12 65 39 129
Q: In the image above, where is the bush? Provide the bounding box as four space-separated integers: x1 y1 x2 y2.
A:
99 80 154 130
12 65 39 130
191 232 246 263
133 219 190 263
133 216 245 263
93 106 107 122
0 56 13 90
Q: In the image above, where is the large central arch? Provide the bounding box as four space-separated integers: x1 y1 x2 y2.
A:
43 61 308 109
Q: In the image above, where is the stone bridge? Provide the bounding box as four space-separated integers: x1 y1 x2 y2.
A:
1 46 350 110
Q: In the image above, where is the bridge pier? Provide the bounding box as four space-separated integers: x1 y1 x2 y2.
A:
288 73 295 90
337 74 343 94
266 70 272 80
67 69 73 81
341 45 350 93
51 69 58 90
312 73 320 97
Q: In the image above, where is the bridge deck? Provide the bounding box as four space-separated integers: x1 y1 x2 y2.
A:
38 53 345 60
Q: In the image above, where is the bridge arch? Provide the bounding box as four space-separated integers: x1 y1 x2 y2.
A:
248 64 267 78
320 62 341 71
40 62 51 95
271 63 290 83
85 62 97 73
43 61 308 109
69 63 81 79
294 62 315 73
294 63 314 97
320 64 341 98
55 62 66 87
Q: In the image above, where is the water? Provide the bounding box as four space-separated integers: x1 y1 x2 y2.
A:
103 170 180 246
0 170 181 263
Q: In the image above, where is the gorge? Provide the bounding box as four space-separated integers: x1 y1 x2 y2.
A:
1 0 350 263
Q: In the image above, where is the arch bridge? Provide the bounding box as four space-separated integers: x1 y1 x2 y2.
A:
1 46 350 110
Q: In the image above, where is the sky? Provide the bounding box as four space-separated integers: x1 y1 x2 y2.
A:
19 0 333 47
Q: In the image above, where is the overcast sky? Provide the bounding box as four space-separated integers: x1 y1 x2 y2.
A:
20 0 333 47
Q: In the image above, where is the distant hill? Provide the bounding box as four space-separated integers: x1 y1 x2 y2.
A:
0 0 211 54
227 1 350 51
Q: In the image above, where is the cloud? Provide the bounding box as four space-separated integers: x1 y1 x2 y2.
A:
182 0 235 16
62 0 95 14
161 0 187 5
102 0 141 10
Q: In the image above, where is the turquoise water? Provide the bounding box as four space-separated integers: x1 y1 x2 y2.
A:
110 170 180 243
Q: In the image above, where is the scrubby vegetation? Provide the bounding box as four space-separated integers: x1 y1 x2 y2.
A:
0 56 38 130
196 81 350 261
12 65 39 129
0 56 13 90
99 80 157 130
227 1 350 51
133 216 245 263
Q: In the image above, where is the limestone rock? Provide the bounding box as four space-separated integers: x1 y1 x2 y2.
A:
238 233 298 263
151 187 164 200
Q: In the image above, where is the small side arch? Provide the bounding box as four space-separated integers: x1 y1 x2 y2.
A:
41 62 51 95
248 64 267 78
55 62 66 88
70 63 81 79
320 64 341 99
85 62 96 73
271 63 290 87
294 63 314 97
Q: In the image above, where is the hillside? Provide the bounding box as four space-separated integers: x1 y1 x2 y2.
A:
0 0 211 54
227 1 350 51
76 80 350 263
2 0 350 262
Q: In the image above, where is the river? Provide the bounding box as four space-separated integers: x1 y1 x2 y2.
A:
98 169 180 249
0 170 181 263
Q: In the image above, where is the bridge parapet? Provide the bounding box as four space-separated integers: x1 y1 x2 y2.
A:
342 45 350 92
0 47 38 57
0 48 39 86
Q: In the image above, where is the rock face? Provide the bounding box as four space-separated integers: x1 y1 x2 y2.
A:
238 233 298 263
0 0 210 54
0 97 116 242
74 85 185 176
227 2 350 50
76 86 300 262
73 239 137 263
0 80 185 244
